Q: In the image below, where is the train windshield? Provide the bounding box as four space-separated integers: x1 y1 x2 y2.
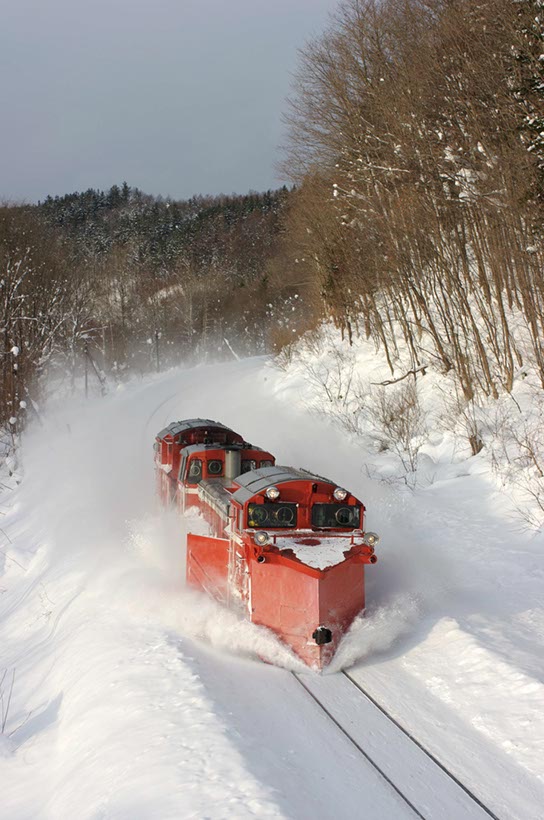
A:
207 459 223 476
312 504 361 529
248 502 297 528
187 458 203 483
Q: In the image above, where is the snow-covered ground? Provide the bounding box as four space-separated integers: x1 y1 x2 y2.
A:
1 346 543 818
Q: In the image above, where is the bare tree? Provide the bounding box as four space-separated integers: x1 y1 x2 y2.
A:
282 0 544 402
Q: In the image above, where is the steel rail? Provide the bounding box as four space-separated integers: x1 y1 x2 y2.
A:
292 670 501 820
341 670 501 820
292 672 426 819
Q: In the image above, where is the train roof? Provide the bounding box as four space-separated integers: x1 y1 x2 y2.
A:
156 418 242 442
180 442 268 456
232 465 335 504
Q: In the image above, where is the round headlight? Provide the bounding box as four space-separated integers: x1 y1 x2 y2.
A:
333 487 348 501
254 530 270 546
363 531 380 547
265 486 280 500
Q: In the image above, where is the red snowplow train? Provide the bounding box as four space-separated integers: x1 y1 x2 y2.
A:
155 419 378 669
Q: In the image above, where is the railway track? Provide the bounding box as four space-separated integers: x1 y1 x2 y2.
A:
292 670 500 820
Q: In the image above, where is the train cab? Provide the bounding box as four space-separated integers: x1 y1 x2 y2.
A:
155 418 244 504
154 417 275 511
187 464 378 669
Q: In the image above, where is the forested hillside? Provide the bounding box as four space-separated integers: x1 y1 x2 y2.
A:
279 0 544 402
0 185 294 435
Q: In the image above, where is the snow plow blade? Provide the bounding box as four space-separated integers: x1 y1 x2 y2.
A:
186 532 373 669
249 552 370 670
186 533 230 604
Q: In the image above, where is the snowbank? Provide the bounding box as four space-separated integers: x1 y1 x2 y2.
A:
0 347 543 819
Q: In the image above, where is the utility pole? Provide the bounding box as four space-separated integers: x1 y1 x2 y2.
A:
84 338 89 398
154 330 161 373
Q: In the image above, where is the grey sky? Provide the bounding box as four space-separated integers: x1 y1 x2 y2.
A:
1 0 337 203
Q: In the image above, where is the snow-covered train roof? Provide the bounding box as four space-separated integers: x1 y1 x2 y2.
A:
232 465 335 504
156 418 241 441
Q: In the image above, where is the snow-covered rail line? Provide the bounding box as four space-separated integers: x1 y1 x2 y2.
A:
342 671 501 819
292 671 499 820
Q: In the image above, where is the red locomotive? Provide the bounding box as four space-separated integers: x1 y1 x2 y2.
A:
155 418 378 669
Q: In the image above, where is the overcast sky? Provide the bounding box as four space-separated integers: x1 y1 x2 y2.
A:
0 0 337 203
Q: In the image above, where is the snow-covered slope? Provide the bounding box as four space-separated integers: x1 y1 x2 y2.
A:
1 355 543 819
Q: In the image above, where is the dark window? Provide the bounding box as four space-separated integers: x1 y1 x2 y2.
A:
311 504 361 529
207 459 223 476
241 459 257 473
247 503 297 528
260 459 273 468
187 458 202 483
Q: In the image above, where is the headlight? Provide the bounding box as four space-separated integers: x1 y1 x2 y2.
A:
333 487 348 501
254 530 270 546
363 531 380 547
265 486 280 500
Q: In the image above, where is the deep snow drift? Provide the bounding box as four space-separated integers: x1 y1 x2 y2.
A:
0 351 543 819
